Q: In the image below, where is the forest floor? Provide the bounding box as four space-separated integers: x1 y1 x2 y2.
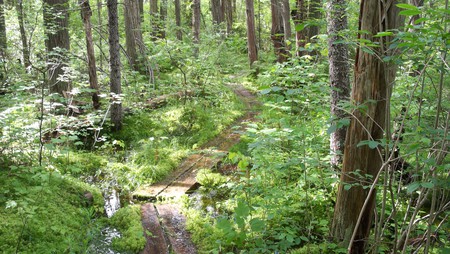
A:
133 83 260 254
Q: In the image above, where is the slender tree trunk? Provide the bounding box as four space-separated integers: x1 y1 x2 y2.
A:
224 0 233 35
16 0 31 69
270 0 287 63
192 0 201 56
43 0 71 97
306 0 321 41
175 0 182 40
0 0 6 56
80 0 100 109
327 0 350 168
160 0 167 38
245 0 257 66
97 0 103 69
280 0 291 46
331 1 401 252
150 0 161 40
107 0 122 131
211 0 223 25
292 0 306 56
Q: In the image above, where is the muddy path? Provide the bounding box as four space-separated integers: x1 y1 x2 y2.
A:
135 83 260 254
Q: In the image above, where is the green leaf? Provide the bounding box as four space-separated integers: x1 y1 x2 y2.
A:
399 10 421 16
235 200 250 218
368 141 379 149
374 32 394 37
407 182 421 194
421 182 434 189
249 218 265 232
396 3 419 10
344 184 352 191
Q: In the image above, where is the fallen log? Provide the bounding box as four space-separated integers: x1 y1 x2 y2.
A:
146 90 194 109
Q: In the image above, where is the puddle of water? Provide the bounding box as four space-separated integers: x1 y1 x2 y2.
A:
87 226 122 254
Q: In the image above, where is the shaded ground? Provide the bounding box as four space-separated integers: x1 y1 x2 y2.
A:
136 83 260 254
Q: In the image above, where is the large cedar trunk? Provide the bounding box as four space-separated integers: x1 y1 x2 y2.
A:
43 0 71 96
270 0 287 63
280 0 291 44
211 0 224 25
327 0 350 168
224 0 233 35
16 0 31 69
107 0 122 131
79 0 100 109
331 1 401 252
245 0 257 66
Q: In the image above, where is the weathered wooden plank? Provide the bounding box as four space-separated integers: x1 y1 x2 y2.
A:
156 204 197 254
140 204 169 254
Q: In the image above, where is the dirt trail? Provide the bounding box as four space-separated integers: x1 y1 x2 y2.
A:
135 83 260 254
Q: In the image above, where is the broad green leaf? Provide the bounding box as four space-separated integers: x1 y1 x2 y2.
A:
250 218 265 232
235 200 250 218
421 182 434 189
396 3 419 10
374 32 394 37
399 10 421 16
407 182 421 194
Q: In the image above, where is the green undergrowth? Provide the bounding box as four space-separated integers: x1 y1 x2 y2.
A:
0 166 104 253
184 56 339 253
109 205 146 253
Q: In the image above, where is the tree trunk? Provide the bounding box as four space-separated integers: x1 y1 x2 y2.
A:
245 0 257 66
43 0 71 97
192 0 201 56
305 0 321 42
97 0 103 69
327 0 350 168
175 0 182 40
224 0 233 35
280 0 291 45
139 0 144 22
150 0 160 40
270 0 287 63
16 0 31 69
107 0 122 131
211 0 223 25
331 1 401 252
124 0 144 71
0 0 6 56
160 0 167 38
292 0 306 56
80 0 100 110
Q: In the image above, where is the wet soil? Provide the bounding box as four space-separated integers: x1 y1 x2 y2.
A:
137 83 260 254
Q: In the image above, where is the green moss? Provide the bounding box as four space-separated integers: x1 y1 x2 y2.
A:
0 166 104 253
109 205 146 253
53 152 107 176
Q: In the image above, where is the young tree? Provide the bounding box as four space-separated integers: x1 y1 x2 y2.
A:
124 0 145 71
270 0 287 63
160 0 167 38
43 0 70 97
331 1 401 252
292 0 321 56
175 0 182 40
280 0 291 46
15 0 31 69
79 0 100 109
224 0 233 35
107 0 122 131
327 0 350 168
192 0 200 56
211 0 224 25
245 0 257 66
0 0 6 57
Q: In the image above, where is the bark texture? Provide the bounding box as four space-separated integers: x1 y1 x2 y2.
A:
160 0 167 38
270 0 287 63
327 0 350 168
0 0 6 55
43 0 71 96
16 0 31 69
175 0 182 40
192 0 201 56
224 0 233 35
331 1 401 252
107 0 122 131
245 0 258 66
80 0 100 109
211 0 224 25
124 0 145 71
